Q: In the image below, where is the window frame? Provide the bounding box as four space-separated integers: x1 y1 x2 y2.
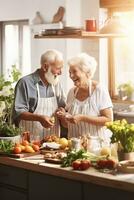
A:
107 9 134 104
0 20 29 75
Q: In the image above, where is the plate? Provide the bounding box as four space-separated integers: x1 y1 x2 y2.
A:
44 158 62 164
41 142 61 150
117 160 134 173
116 111 134 117
41 149 65 155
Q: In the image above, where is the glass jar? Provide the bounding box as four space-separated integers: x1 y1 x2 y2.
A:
71 137 81 151
87 136 101 155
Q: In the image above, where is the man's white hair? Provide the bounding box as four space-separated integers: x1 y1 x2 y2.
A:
41 49 63 65
68 53 97 78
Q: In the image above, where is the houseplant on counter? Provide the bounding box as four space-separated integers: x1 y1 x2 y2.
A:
0 66 21 147
118 82 134 101
106 119 134 160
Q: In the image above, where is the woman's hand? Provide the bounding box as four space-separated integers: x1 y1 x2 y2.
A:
65 114 83 124
56 107 66 113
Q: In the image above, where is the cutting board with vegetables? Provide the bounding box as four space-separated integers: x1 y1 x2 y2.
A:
0 139 40 158
0 151 40 158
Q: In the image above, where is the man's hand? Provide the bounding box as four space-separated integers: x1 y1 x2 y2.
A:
39 115 54 128
56 107 66 120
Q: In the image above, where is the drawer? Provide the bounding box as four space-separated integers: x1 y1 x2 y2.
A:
0 186 27 200
0 165 27 189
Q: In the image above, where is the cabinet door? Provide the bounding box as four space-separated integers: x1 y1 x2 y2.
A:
0 186 27 200
28 171 82 200
83 182 134 200
0 164 27 189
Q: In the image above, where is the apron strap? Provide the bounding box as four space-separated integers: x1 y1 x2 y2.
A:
89 80 92 97
52 85 56 96
74 87 79 97
74 80 92 97
36 83 40 98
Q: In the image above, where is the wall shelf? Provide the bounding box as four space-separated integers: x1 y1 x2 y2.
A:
34 31 126 39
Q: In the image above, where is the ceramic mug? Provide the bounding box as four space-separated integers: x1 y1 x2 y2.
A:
85 19 97 32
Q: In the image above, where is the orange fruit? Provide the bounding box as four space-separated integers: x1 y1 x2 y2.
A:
21 140 29 146
32 144 40 152
13 146 22 154
32 141 41 146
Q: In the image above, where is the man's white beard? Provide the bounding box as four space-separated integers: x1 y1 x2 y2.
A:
44 67 59 85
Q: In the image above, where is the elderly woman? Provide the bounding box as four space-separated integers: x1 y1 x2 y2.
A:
57 53 113 142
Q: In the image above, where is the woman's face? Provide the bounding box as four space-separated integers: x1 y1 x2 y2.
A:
69 65 89 87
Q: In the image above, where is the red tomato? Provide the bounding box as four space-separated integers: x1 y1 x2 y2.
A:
79 160 91 170
72 160 81 170
97 160 107 168
105 159 116 169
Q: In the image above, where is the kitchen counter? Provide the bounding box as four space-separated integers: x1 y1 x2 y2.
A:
113 102 134 123
0 155 134 200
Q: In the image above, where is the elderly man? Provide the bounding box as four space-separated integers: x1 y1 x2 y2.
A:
12 49 66 139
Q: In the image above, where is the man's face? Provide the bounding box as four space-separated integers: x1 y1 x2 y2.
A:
44 61 63 85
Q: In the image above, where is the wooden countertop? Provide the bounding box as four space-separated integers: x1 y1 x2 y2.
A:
0 155 134 192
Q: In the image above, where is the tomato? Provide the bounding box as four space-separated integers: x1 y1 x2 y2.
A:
97 159 116 169
72 160 81 170
97 160 107 168
79 160 91 170
13 146 22 154
105 159 116 169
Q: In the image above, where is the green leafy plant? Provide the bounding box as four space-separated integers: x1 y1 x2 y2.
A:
0 140 14 153
118 82 134 100
106 119 134 153
61 149 107 167
0 66 21 137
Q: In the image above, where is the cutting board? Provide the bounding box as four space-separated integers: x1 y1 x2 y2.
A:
0 151 40 158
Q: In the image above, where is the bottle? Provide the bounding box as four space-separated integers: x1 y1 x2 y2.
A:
71 137 81 151
87 136 101 155
32 11 44 24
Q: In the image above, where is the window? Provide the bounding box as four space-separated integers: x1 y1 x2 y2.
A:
100 8 134 103
110 11 134 102
0 20 31 77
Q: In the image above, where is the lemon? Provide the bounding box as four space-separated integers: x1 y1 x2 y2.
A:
59 138 68 149
50 116 55 123
100 146 111 156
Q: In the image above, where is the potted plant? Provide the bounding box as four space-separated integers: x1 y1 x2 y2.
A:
118 82 134 101
0 66 21 144
106 119 134 160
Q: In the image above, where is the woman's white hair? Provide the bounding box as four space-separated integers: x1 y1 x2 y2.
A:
68 53 97 78
41 49 63 65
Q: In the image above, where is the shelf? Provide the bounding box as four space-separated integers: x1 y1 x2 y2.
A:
34 31 127 39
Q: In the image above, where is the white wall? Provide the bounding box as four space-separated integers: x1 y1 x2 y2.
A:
0 0 100 93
